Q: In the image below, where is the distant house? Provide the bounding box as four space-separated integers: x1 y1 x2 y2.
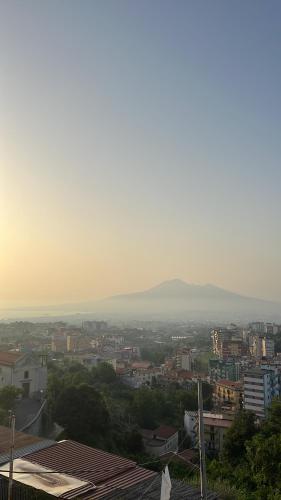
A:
0 352 47 398
141 425 178 456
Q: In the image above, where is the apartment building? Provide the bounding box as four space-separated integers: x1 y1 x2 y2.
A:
243 367 279 418
211 328 245 359
209 358 240 382
175 348 192 371
214 379 243 412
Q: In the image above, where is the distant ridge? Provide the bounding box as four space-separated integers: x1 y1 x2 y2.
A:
109 279 246 300
98 279 281 321
1 279 281 322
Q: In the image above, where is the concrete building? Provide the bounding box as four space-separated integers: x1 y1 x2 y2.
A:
203 413 233 453
82 321 108 333
141 426 178 457
243 367 279 418
66 334 91 352
184 411 234 453
175 349 192 371
251 334 274 359
262 337 275 358
214 379 243 412
209 358 240 382
211 328 245 359
0 352 47 398
183 411 198 445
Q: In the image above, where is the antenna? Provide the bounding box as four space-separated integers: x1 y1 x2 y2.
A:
198 378 207 500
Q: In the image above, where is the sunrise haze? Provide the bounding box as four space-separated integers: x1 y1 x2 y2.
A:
1 0 281 307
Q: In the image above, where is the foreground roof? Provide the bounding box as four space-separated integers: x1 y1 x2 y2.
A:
22 439 156 499
101 476 218 499
0 426 55 468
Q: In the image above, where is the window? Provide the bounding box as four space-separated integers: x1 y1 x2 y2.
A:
24 371 29 379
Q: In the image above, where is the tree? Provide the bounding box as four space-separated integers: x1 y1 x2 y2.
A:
131 387 163 428
54 383 109 444
93 362 116 384
0 386 22 411
222 410 258 466
260 398 281 437
246 434 281 494
124 429 144 454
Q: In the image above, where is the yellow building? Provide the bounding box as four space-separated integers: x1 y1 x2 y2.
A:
214 379 243 412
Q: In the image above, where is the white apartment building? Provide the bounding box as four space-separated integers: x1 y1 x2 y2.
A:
243 367 278 418
176 349 192 371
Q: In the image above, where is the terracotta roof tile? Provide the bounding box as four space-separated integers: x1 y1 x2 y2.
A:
0 351 25 366
154 425 178 439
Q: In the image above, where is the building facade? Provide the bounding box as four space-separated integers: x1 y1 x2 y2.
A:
214 379 243 412
243 367 279 418
0 352 47 398
209 358 240 382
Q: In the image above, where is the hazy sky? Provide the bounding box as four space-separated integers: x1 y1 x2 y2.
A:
1 0 281 306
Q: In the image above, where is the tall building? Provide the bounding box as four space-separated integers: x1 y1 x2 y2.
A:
175 348 192 371
211 328 245 359
250 334 274 359
243 367 279 418
262 337 275 358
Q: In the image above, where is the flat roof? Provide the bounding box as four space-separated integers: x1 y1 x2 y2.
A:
204 417 232 429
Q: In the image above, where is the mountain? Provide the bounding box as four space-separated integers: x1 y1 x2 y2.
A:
96 279 281 321
1 279 280 322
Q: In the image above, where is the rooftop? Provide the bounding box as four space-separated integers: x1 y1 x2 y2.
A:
0 425 42 455
103 476 218 499
204 417 233 429
20 439 156 499
0 351 25 366
244 367 271 377
131 361 152 370
154 425 178 439
215 379 242 389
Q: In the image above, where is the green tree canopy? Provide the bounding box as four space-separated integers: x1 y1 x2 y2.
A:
54 383 109 444
222 410 258 466
92 362 117 384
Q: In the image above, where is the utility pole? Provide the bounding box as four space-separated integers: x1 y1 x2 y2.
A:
8 412 15 500
198 379 207 500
